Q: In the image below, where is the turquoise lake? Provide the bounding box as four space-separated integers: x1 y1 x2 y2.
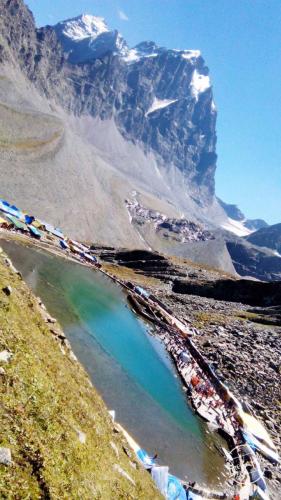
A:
1 239 227 487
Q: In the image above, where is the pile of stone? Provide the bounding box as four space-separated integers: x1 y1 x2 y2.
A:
125 199 213 243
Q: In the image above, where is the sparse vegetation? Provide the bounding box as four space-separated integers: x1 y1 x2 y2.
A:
102 262 161 288
234 310 279 327
193 311 229 328
169 255 235 278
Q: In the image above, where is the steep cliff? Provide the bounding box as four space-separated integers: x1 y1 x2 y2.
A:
3 0 271 278
53 14 217 204
0 1 219 217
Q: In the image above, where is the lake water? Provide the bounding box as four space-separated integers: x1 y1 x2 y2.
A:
1 239 227 487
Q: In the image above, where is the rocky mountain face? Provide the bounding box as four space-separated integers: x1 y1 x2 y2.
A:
223 232 281 281
245 223 281 255
52 14 217 203
0 1 69 101
53 15 128 63
218 198 268 234
0 0 279 280
1 2 217 205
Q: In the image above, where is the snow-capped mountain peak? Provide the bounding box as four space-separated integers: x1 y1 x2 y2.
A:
60 14 109 41
53 14 128 62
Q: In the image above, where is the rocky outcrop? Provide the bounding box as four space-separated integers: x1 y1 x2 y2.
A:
217 198 245 222
226 238 281 281
0 0 69 101
172 277 281 307
126 198 214 243
93 245 230 281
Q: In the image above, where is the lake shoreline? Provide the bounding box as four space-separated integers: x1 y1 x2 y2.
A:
1 229 278 496
0 235 230 493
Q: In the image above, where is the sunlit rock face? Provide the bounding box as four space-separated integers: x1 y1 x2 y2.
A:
52 14 217 203
0 1 220 244
0 2 216 206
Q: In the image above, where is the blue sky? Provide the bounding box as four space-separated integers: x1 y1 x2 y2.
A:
26 0 281 224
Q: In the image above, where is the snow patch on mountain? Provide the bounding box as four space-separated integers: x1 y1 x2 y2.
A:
190 69 211 100
123 48 158 63
146 98 178 116
182 50 201 60
122 48 139 62
221 217 252 237
61 14 109 41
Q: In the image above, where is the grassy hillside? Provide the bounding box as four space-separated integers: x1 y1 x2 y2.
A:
0 248 161 499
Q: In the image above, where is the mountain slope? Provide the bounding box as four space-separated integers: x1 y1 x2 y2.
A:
52 13 218 205
218 198 268 236
0 248 160 498
245 223 281 255
1 0 277 280
0 1 225 233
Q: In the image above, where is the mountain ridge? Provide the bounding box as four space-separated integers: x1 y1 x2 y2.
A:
0 0 223 237
217 198 268 235
245 223 281 255
0 0 280 281
51 13 218 206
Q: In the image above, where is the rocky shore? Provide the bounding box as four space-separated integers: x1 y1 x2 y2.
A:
95 246 281 496
158 292 281 490
1 228 280 496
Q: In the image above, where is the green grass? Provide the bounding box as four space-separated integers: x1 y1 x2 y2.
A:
102 262 161 288
234 310 261 321
193 311 230 328
0 250 161 499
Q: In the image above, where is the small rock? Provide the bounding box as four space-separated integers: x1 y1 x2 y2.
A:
203 340 211 348
110 441 119 457
113 464 135 485
0 367 5 376
50 328 66 339
265 420 275 430
47 316 56 324
269 361 280 374
123 445 133 459
264 468 273 480
62 339 71 350
2 286 12 296
77 430 86 444
0 351 12 363
37 298 46 310
217 326 225 333
68 351 78 362
188 272 198 279
59 344 66 356
0 448 12 465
